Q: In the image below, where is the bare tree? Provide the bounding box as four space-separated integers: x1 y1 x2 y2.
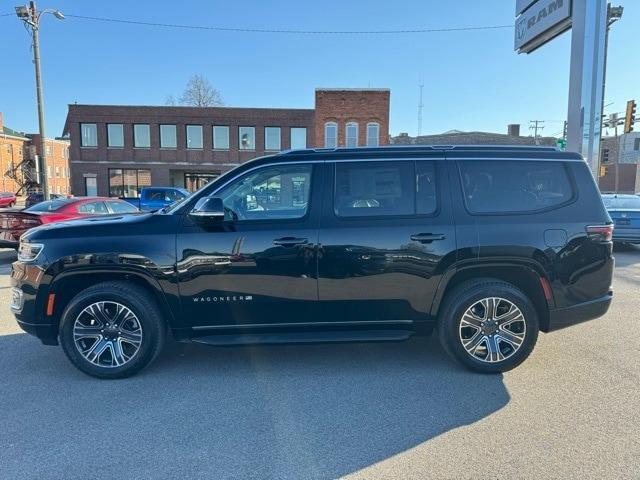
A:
165 94 177 106
179 74 223 107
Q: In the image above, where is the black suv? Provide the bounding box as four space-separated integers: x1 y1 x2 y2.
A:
10 146 614 378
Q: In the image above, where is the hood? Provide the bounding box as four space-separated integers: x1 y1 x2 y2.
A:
22 212 159 242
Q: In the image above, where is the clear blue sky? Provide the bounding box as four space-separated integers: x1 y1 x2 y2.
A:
1 0 638 139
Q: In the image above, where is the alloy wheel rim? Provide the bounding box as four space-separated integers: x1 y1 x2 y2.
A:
458 297 526 363
73 301 143 368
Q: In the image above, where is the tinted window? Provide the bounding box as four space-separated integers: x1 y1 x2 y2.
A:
416 161 438 214
26 200 69 212
107 201 139 213
217 164 312 221
77 202 109 214
334 161 414 217
459 161 574 214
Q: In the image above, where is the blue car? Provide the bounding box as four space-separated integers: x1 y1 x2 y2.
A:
602 193 640 244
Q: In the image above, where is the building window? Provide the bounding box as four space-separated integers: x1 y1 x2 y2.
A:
239 127 255 150
55 166 60 178
107 124 124 148
160 124 177 149
186 125 203 149
108 168 152 197
85 177 97 196
213 126 229 150
634 138 640 151
265 127 281 151
325 122 337 148
134 124 151 148
47 166 52 179
346 122 358 148
80 123 97 147
46 145 53 155
290 127 307 150
366 123 380 147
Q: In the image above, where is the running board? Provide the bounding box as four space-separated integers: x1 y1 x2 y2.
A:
191 329 413 346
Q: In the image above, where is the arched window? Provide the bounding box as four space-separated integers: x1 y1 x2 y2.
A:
346 122 358 148
325 122 337 148
366 122 380 147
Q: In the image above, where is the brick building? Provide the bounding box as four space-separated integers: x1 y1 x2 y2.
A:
315 88 390 148
0 113 70 197
391 124 557 147
598 133 640 193
0 113 29 194
63 88 391 197
27 134 71 195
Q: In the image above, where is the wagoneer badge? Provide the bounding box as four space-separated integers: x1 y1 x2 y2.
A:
193 295 253 303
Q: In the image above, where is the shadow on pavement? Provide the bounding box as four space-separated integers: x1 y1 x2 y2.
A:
0 332 509 479
613 243 640 268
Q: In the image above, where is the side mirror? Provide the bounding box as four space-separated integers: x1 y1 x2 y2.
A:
189 197 225 223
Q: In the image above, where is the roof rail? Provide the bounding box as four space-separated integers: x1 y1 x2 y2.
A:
281 144 558 155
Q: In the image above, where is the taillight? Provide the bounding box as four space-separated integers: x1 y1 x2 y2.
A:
586 225 613 242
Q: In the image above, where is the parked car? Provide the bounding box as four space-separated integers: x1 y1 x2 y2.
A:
0 192 17 208
25 192 63 208
602 193 640 244
0 197 139 248
10 145 614 379
123 187 189 212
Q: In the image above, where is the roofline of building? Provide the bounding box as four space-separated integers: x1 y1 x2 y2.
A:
315 88 390 92
0 131 29 141
66 104 315 112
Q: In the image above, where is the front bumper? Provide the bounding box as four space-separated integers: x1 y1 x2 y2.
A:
545 293 612 332
10 260 58 345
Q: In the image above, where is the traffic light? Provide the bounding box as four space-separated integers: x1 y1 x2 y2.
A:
602 148 609 163
624 100 636 134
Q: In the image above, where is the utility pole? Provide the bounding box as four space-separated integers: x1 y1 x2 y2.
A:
600 4 624 139
529 120 545 145
15 2 65 200
417 80 424 138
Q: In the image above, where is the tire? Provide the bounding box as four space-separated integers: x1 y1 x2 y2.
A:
59 281 166 379
438 278 539 373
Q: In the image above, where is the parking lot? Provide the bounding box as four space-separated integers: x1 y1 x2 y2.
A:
0 246 638 480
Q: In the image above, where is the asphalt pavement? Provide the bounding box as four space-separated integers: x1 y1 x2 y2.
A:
0 246 638 479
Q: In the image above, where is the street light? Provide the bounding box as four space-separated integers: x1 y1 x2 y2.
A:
15 1 64 200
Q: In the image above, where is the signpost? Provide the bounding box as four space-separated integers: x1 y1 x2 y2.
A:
515 0 608 178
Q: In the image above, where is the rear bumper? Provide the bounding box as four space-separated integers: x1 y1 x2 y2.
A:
612 233 640 244
545 293 612 332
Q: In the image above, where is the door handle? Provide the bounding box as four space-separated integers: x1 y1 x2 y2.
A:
273 237 309 247
410 233 446 243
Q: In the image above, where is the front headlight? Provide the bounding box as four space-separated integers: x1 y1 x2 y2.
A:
18 241 44 262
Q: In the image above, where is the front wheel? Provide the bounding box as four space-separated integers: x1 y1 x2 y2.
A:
59 281 166 379
438 279 539 373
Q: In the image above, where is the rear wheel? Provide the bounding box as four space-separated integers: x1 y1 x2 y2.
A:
438 279 539 373
59 281 166 379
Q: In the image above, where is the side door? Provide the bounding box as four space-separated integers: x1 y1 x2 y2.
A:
317 156 456 325
141 189 166 212
177 161 322 329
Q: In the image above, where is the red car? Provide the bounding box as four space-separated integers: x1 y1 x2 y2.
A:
0 192 17 208
0 197 139 248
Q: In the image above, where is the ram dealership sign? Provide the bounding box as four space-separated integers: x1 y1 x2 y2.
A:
515 0 572 54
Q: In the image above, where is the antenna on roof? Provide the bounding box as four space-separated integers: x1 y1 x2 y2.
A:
418 77 424 137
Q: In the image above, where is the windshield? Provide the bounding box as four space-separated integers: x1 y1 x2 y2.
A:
25 199 70 212
603 196 640 209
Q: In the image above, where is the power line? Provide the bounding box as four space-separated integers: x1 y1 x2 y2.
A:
2 12 513 35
